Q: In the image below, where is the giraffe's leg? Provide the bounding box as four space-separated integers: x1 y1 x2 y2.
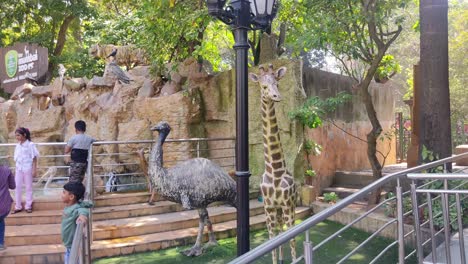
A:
182 208 206 256
277 209 285 264
283 202 297 261
203 210 218 249
265 207 279 264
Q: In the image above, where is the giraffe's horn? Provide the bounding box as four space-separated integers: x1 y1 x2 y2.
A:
268 64 275 73
259 65 266 74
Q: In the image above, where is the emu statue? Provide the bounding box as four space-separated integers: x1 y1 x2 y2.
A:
149 121 237 256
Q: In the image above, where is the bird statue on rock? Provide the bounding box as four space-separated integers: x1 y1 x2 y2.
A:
148 121 237 256
58 64 67 82
106 48 117 59
104 60 132 84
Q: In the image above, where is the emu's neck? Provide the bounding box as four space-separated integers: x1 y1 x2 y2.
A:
150 133 165 169
261 99 285 173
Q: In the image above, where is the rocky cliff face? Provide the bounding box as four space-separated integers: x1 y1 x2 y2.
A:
0 58 306 191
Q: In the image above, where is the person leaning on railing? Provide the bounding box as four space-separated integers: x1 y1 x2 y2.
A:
61 181 93 264
64 120 96 183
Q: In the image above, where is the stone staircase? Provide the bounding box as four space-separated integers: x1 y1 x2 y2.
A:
321 170 392 204
0 191 311 263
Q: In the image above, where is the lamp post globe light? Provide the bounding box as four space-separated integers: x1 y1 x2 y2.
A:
205 0 278 256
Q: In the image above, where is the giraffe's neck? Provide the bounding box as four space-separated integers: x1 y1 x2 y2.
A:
261 99 285 176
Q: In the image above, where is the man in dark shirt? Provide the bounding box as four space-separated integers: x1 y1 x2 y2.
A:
64 120 95 183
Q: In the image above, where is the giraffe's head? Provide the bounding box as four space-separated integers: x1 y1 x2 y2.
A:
249 64 287 102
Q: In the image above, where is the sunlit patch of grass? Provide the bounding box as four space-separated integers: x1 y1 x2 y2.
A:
93 220 416 264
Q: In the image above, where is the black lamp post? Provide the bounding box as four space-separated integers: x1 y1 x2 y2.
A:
205 0 278 256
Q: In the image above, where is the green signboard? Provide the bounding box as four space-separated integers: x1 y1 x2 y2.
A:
5 50 18 78
0 43 48 93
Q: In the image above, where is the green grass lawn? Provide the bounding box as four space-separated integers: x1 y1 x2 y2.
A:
93 220 416 264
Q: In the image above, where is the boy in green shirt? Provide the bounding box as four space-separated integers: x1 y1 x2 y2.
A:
61 182 93 263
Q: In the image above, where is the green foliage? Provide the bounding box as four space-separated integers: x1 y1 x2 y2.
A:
304 139 322 156
136 1 210 70
375 55 401 81
291 93 350 184
305 169 316 178
422 180 468 231
448 1 468 147
59 48 105 79
289 92 352 129
286 0 409 80
323 192 339 204
383 192 412 218
421 145 444 173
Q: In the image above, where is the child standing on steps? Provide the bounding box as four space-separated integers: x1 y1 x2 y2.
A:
61 182 92 264
0 163 15 250
12 127 39 214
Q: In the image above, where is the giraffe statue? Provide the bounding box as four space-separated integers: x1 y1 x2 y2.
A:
249 64 297 264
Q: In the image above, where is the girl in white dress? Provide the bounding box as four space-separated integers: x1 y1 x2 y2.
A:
12 127 39 214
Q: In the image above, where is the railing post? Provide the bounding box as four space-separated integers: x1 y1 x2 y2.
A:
410 182 424 263
396 184 405 264
440 193 452 263
85 145 94 253
455 193 466 264
303 231 313 264
197 140 200 158
426 192 437 264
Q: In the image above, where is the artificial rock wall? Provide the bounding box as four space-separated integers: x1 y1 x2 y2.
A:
0 58 396 192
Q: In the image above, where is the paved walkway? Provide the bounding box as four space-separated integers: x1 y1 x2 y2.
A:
424 228 468 264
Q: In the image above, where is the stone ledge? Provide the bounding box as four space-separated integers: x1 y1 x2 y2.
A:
454 145 468 166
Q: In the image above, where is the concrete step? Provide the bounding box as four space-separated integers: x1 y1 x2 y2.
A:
10 191 157 212
94 192 155 207
0 207 311 263
5 201 265 246
322 186 387 201
6 200 185 226
333 171 375 188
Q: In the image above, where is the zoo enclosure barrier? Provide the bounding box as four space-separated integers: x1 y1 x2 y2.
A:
230 152 468 264
83 137 235 253
0 137 235 192
0 142 71 190
0 137 236 261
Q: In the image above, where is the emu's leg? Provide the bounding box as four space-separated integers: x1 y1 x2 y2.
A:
137 148 155 204
265 207 279 264
182 208 206 256
202 209 218 249
283 203 297 261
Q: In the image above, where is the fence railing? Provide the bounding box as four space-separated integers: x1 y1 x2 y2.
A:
86 137 236 200
0 137 236 261
0 142 70 191
230 152 468 264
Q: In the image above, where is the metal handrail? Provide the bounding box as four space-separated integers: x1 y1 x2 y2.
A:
230 152 468 264
69 220 91 264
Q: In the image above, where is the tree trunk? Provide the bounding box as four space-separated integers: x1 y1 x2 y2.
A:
360 82 383 206
419 0 451 166
46 15 76 83
360 51 385 206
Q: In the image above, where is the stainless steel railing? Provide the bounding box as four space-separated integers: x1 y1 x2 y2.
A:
69 221 91 264
1 137 235 262
0 142 70 191
86 137 235 200
230 152 468 264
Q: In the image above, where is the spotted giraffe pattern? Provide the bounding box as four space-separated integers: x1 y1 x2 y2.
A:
250 64 297 264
